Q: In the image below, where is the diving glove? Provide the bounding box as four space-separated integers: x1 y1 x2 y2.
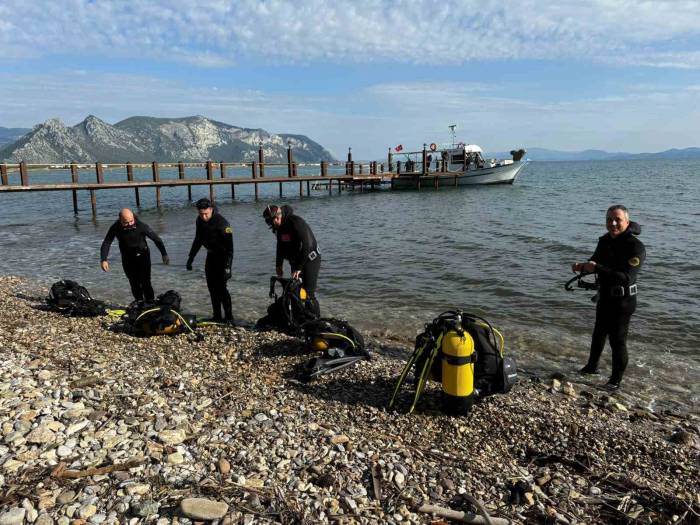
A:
186 258 193 271
224 267 232 281
162 255 170 265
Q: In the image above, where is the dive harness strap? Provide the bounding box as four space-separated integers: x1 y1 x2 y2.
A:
608 284 637 297
134 307 196 335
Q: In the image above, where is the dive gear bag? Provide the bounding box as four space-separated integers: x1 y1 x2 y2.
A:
297 318 370 381
389 310 517 415
124 291 196 337
47 280 107 317
256 277 319 336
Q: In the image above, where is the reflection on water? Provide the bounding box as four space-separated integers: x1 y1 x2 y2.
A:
1 160 699 413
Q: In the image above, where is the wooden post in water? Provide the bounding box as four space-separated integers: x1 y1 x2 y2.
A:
178 161 191 201
206 161 215 202
19 161 28 186
152 162 161 208
252 161 259 200
279 181 283 198
346 147 353 176
321 160 328 178
306 180 311 196
127 162 140 207
92 162 103 217
258 143 265 178
0 164 7 186
422 144 428 176
70 163 79 214
299 179 303 197
287 142 293 178
221 162 234 199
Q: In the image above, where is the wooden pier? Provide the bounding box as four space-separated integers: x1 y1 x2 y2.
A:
0 145 453 216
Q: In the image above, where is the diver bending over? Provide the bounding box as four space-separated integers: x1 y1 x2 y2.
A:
100 208 169 302
263 204 321 316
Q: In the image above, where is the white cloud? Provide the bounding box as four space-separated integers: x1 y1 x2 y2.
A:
1 0 700 68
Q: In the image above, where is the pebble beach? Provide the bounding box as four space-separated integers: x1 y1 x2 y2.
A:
0 275 698 525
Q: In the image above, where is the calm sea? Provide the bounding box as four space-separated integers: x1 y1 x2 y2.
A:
1 160 698 413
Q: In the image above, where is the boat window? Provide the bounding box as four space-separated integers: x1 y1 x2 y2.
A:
451 153 465 162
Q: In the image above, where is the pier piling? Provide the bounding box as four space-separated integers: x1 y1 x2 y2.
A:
70 163 78 214
152 162 161 208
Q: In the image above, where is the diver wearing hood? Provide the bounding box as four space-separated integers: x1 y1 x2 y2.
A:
186 198 234 323
100 208 169 302
571 205 646 389
263 204 321 316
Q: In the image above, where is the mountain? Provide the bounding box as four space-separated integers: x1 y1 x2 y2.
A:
487 147 700 161
0 127 30 146
0 116 335 163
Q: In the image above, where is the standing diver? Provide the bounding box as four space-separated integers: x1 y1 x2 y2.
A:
262 204 321 316
571 204 646 390
100 208 169 303
186 198 234 324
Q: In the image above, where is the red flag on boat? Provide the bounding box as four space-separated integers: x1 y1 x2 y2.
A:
395 144 403 152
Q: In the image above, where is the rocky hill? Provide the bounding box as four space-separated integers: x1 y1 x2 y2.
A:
0 116 335 163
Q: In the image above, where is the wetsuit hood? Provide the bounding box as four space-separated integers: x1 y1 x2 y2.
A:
280 205 294 219
628 221 641 236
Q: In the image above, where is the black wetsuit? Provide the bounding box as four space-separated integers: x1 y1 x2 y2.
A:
585 222 645 384
275 205 321 316
100 219 167 302
187 213 234 321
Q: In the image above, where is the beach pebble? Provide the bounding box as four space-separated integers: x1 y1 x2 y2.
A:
0 508 26 525
180 498 228 520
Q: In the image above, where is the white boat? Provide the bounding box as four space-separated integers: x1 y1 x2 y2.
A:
390 143 527 189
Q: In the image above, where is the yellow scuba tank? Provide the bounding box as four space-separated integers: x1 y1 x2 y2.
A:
440 329 475 415
299 287 308 300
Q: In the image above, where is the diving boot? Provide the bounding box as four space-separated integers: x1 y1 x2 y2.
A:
579 364 599 375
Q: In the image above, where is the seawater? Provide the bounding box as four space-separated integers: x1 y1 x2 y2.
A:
1 160 698 413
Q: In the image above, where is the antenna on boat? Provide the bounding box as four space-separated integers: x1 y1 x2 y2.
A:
448 124 457 147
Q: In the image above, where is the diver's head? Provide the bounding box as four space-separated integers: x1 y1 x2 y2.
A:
263 204 283 230
196 198 214 222
606 204 629 238
119 208 135 228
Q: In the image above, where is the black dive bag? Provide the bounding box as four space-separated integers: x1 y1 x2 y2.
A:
297 318 370 381
256 277 318 336
47 280 107 317
125 290 196 337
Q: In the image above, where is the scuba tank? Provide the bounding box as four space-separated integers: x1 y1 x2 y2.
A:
440 328 475 415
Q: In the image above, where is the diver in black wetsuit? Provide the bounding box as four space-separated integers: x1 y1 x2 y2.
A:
186 199 234 323
262 204 321 316
100 208 169 302
572 204 646 390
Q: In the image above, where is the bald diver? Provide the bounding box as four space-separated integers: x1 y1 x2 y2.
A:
100 208 169 303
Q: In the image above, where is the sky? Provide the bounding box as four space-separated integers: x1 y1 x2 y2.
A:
1 0 700 159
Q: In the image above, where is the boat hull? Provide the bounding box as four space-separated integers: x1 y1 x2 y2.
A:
391 161 525 189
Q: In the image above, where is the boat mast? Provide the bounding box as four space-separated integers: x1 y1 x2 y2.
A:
448 124 457 147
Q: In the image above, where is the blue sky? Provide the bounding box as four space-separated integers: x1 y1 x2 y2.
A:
1 0 700 158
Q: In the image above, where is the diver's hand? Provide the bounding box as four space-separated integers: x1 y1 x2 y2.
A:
276 265 283 277
162 255 170 265
572 262 596 273
291 270 301 280
186 258 193 271
101 260 109 272
224 267 232 281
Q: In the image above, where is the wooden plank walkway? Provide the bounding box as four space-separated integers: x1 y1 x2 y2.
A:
0 145 449 216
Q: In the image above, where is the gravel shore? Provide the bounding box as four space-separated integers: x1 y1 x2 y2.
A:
0 275 698 524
